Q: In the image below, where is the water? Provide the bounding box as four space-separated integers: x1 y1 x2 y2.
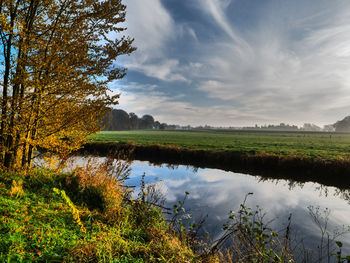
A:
66 157 350 257
126 161 350 256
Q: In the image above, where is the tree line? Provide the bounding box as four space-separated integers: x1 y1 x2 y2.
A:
103 110 350 133
103 109 174 130
334 116 350 132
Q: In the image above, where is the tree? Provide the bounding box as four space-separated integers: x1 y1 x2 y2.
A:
0 0 135 169
139 114 154 129
103 109 130 130
334 116 350 132
323 124 335 132
302 123 321 131
153 121 160 129
159 123 167 130
128 112 139 129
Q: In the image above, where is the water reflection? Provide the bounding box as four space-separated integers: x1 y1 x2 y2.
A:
65 156 350 255
127 161 350 254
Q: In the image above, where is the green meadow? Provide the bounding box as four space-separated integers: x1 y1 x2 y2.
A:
93 130 350 161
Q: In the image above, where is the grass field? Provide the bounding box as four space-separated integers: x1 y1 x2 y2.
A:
92 130 350 160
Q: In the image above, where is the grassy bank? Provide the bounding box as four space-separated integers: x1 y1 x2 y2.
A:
82 142 350 190
93 130 350 161
85 130 350 187
0 166 199 262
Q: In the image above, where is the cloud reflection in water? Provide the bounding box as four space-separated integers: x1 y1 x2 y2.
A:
128 161 350 253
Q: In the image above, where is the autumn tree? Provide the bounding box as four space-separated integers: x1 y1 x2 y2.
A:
0 0 135 169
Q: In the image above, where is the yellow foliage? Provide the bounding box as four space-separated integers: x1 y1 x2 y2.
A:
10 180 25 198
0 0 135 169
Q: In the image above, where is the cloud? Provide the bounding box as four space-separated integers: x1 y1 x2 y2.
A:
192 1 350 125
125 0 174 57
198 0 249 48
123 0 192 82
125 59 188 82
110 82 273 126
119 0 350 126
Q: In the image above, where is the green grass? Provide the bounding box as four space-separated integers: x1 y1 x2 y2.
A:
92 130 350 160
0 170 197 262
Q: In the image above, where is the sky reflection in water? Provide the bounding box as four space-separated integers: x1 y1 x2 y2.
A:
126 161 350 253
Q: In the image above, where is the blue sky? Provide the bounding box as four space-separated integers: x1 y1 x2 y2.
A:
111 0 350 127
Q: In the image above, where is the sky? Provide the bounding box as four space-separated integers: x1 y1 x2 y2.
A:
111 0 350 127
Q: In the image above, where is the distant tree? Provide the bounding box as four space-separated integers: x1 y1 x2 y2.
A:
334 116 350 132
113 110 131 130
154 121 160 129
103 111 163 130
104 109 146 130
139 115 154 129
129 112 139 129
302 123 321 131
103 109 129 130
323 124 335 132
159 123 167 130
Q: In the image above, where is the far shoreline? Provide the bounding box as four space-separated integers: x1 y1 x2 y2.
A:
80 142 350 190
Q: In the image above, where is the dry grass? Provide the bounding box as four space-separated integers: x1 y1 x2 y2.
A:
73 155 131 222
10 180 24 197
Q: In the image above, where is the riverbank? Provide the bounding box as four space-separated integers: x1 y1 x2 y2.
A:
0 168 200 262
1 164 347 261
93 130 350 160
82 141 350 190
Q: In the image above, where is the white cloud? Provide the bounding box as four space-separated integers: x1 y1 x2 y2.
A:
199 0 249 49
110 82 272 125
126 58 188 82
119 0 350 126
193 1 350 125
123 0 192 82
125 0 174 57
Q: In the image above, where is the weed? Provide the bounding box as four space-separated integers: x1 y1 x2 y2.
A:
10 180 24 198
53 187 86 234
209 193 294 262
73 156 129 222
